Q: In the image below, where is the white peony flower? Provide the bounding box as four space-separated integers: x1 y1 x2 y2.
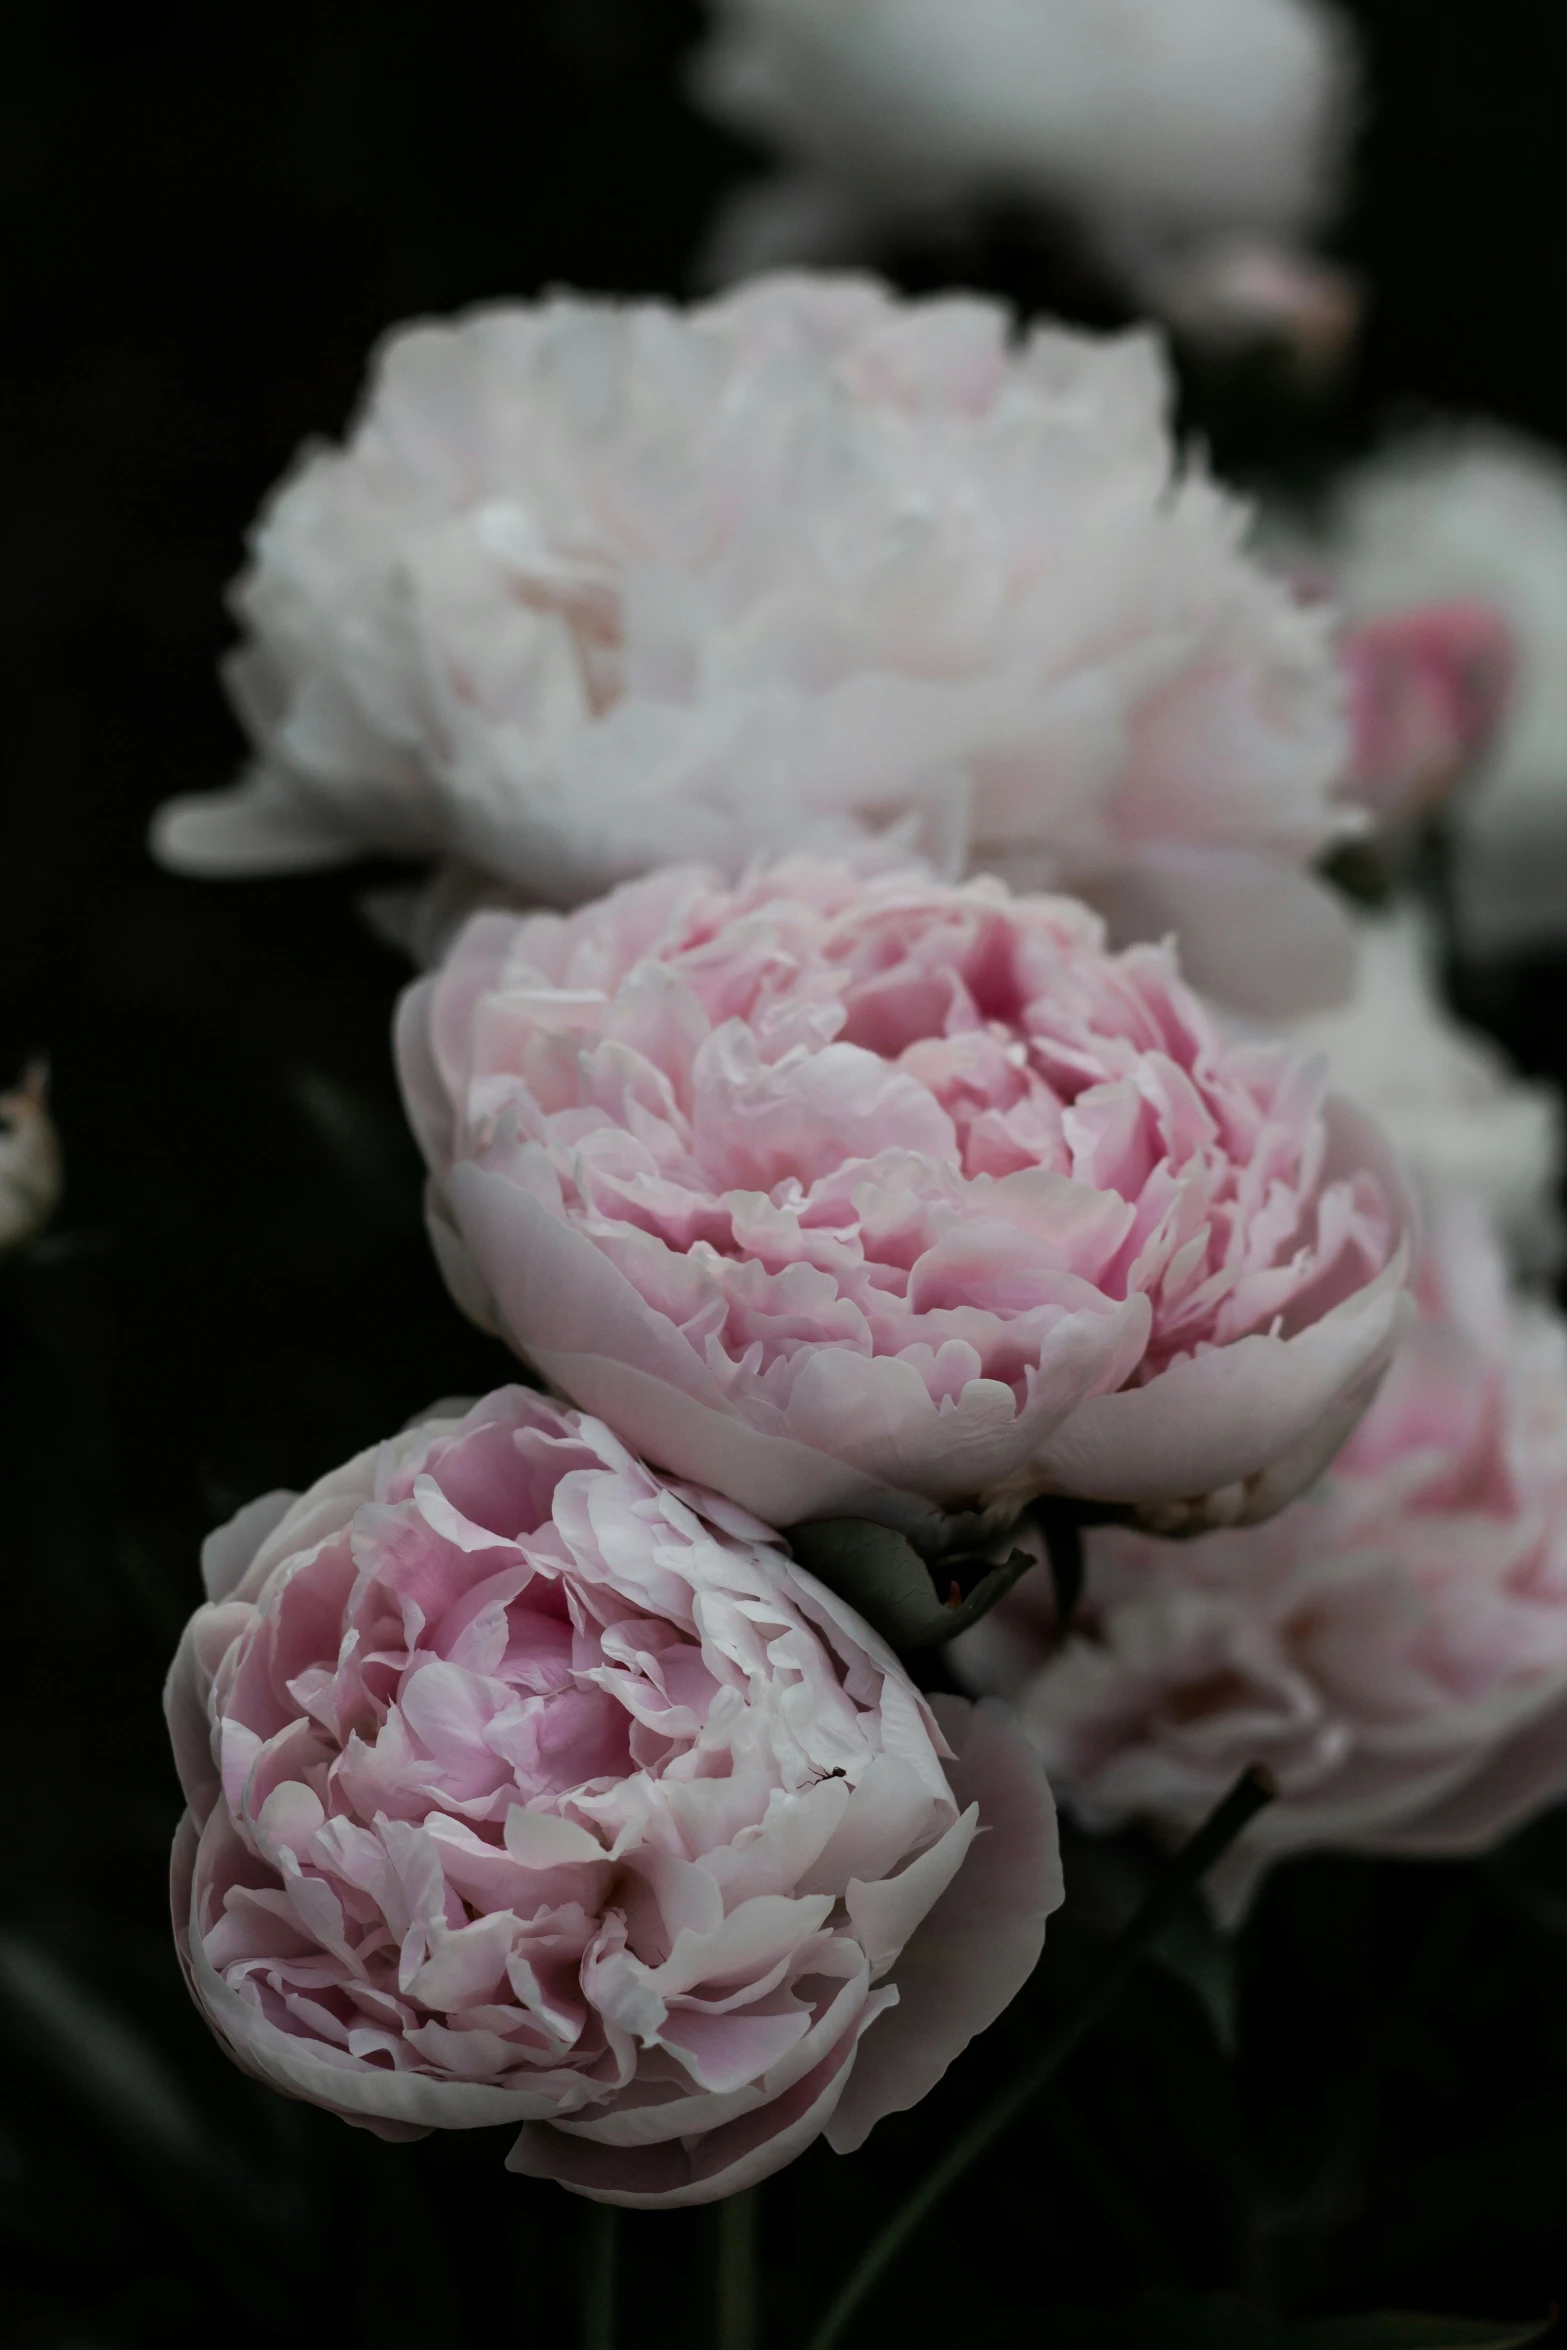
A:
155 275 1354 1016
690 0 1360 360
1279 903 1562 1273
1321 429 1567 958
0 1063 61 1255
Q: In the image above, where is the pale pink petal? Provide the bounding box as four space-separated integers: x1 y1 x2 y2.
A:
200 1492 299 1605
506 2020 871 2209
827 1695 1061 2154
1035 1243 1410 1530
1093 848 1359 1021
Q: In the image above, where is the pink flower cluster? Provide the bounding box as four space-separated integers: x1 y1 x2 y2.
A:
153 258 1553 2225
166 1386 1058 2205
399 859 1409 1548
959 1199 1567 1918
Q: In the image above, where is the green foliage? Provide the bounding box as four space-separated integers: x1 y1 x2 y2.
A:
786 1518 1035 1648
1063 1830 1240 2051
287 1065 425 1238
1044 2296 1552 2350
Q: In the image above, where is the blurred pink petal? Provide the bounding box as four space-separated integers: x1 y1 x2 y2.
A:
1279 904 1562 1274
1300 428 1567 957
1342 601 1515 826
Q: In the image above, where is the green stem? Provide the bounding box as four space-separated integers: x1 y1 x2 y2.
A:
580 2201 619 2350
801 1766 1276 2350
717 2187 760 2350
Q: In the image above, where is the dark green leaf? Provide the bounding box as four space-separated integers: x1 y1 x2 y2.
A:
785 1519 1034 1649
1293 2318 1552 2350
1149 1889 1238 2052
1501 1881 1567 1939
1057 1828 1237 2048
0 1927 300 2241
288 1065 423 1234
0 1930 216 2178
1041 2295 1551 2350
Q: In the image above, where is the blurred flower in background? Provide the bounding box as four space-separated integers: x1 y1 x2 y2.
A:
1337 600 1515 832
1278 903 1562 1274
0 1061 61 1255
690 0 1361 369
1310 429 1567 959
957 1195 1567 1921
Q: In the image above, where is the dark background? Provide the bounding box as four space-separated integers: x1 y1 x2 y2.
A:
2 5 1566 2344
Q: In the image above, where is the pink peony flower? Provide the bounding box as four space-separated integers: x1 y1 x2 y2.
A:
1340 602 1514 828
153 272 1355 1015
397 860 1411 1555
1293 427 1567 957
165 1386 1059 2206
956 1196 1567 1920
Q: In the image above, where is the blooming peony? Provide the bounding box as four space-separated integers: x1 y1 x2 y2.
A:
1338 603 1515 830
956 1196 1567 1920
397 860 1411 1557
165 1385 1059 2206
154 273 1354 1016
0 1062 61 1254
1317 429 1567 957
690 0 1359 362
1279 904 1561 1273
